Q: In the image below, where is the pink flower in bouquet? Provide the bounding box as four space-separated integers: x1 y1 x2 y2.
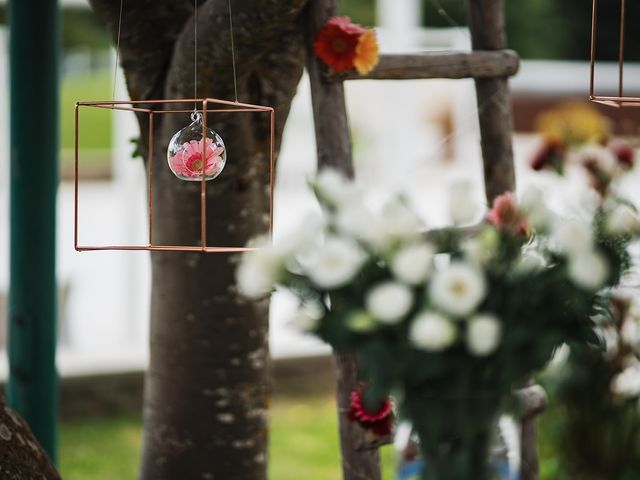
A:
169 138 225 178
486 192 530 237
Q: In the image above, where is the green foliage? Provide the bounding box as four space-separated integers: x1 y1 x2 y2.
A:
540 301 640 479
130 137 143 159
0 7 110 49
424 0 640 61
542 353 640 478
340 0 376 26
62 8 111 50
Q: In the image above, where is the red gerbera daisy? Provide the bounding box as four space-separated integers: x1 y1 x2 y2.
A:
348 386 394 436
314 16 364 72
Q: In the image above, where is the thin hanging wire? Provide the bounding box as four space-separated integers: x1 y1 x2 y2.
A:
112 0 124 103
192 0 238 107
428 0 465 31
228 0 239 103
194 0 198 112
405 86 507 179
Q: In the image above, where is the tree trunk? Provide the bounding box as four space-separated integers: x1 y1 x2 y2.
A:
0 394 60 479
88 1 308 478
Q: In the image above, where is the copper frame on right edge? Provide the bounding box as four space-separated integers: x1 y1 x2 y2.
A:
590 0 640 108
74 98 275 253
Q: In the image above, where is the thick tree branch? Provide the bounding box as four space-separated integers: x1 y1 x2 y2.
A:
166 0 309 101
0 395 60 479
246 22 306 153
88 0 193 100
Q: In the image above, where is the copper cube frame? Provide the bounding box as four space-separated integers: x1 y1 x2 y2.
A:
74 98 275 253
590 0 640 107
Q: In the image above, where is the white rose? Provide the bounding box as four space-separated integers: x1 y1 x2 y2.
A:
429 262 487 317
391 243 435 285
611 364 640 398
623 299 640 353
409 312 458 352
598 326 620 361
551 219 594 256
466 314 502 356
462 238 486 266
274 212 325 258
365 281 414 324
520 186 552 231
378 200 422 245
519 185 543 210
621 317 640 353
290 301 324 332
568 249 609 291
306 236 366 289
314 168 360 206
236 238 282 298
335 202 379 244
605 204 640 235
449 180 479 225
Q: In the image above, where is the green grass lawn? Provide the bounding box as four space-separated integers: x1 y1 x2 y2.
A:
61 71 112 152
60 394 396 480
60 71 113 175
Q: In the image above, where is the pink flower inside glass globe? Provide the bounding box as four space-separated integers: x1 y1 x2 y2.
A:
167 112 227 181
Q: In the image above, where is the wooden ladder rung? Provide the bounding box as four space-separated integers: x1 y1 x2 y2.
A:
327 49 519 81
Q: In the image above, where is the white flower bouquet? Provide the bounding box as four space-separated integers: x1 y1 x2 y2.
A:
530 104 640 478
237 169 640 480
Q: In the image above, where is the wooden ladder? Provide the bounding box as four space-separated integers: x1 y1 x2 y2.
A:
304 1 543 480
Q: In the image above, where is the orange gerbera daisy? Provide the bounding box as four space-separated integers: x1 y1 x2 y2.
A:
314 16 364 72
354 29 379 74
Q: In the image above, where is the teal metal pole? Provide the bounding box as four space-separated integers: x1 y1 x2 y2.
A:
7 0 59 460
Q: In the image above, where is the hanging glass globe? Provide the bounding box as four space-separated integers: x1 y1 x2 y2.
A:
167 112 226 181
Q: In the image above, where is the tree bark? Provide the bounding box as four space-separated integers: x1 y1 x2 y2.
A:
0 394 60 480
89 1 307 479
